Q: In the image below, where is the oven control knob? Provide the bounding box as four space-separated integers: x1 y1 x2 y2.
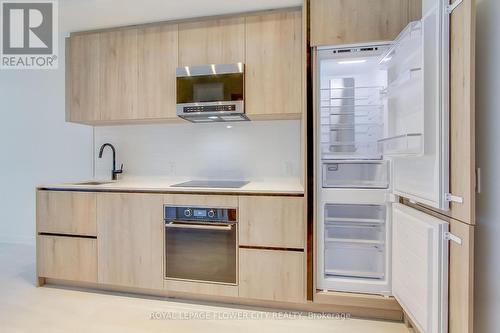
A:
184 208 192 217
208 209 216 218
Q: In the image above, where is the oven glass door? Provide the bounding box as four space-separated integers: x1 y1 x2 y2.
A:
176 73 244 104
165 221 237 284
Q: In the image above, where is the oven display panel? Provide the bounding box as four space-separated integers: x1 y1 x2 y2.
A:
193 209 207 218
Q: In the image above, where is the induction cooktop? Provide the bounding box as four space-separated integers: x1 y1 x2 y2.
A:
171 180 250 188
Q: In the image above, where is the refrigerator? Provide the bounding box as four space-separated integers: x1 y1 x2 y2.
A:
315 2 457 333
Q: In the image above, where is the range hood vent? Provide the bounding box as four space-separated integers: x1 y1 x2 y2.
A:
179 110 249 123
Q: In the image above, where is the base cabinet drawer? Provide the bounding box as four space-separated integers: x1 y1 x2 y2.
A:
37 191 97 236
239 248 305 303
239 196 305 248
37 235 97 283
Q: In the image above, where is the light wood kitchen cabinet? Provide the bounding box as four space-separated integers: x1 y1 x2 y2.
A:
99 29 139 121
37 191 97 236
245 9 303 119
138 24 179 120
37 235 97 283
310 0 422 46
66 33 100 123
445 0 476 226
239 196 305 249
66 8 302 124
164 193 238 207
97 193 164 290
178 17 245 66
239 248 305 303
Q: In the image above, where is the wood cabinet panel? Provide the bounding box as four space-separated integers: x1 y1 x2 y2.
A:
97 193 164 289
178 17 245 66
446 0 476 225
164 194 238 207
37 191 97 236
239 248 305 302
245 9 303 119
66 34 100 122
310 0 422 46
164 279 238 297
138 24 178 120
449 219 474 333
99 29 139 121
37 235 97 283
239 196 305 248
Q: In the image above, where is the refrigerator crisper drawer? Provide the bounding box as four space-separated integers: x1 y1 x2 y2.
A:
324 242 385 279
322 161 389 188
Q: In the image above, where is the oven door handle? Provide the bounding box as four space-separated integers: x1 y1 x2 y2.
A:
164 221 234 231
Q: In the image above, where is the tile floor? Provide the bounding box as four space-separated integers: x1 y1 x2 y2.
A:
0 242 409 333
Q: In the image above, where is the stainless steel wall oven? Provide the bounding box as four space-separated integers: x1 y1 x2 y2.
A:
164 205 238 284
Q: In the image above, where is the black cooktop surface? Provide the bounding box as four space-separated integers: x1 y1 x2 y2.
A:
171 180 250 189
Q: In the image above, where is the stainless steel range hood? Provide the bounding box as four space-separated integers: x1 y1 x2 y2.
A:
176 63 248 123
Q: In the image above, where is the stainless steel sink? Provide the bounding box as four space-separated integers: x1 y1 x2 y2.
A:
68 180 114 186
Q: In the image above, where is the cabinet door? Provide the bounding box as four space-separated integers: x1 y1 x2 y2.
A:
37 235 97 283
37 191 97 236
239 196 305 249
138 24 178 120
178 17 245 66
310 0 422 46
245 9 302 119
66 33 100 122
392 203 448 333
97 193 164 289
239 248 305 303
99 29 138 121
447 0 476 224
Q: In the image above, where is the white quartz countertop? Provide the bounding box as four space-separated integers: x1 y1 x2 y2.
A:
37 177 304 196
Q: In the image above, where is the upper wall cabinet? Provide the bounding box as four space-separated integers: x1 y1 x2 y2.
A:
66 8 303 124
178 17 245 66
66 24 179 124
137 25 178 120
66 33 100 123
99 29 139 121
245 9 303 119
310 0 422 46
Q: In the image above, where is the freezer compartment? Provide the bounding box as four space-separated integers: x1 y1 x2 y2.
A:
324 242 385 279
325 222 385 245
322 161 389 188
324 203 386 223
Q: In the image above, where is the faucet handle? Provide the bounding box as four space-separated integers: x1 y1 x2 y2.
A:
117 164 124 173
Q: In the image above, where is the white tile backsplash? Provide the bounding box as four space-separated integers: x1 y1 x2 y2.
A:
94 120 302 181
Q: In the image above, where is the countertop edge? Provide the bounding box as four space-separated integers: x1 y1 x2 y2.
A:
35 186 305 197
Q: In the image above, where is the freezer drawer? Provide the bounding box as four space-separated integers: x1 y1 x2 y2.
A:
322 161 389 188
324 242 385 279
324 203 386 223
325 222 385 244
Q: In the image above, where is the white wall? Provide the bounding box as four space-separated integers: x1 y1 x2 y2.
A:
0 18 93 245
475 0 500 332
0 0 301 244
95 121 301 181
